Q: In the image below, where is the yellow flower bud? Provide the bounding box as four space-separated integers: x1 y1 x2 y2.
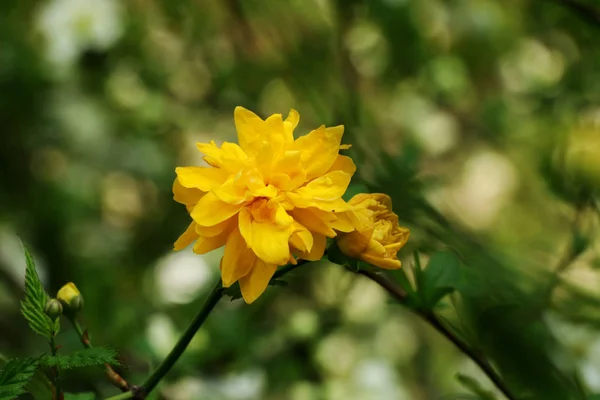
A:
336 193 410 269
57 282 84 312
44 298 63 320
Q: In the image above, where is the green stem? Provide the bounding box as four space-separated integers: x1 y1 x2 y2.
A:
140 280 224 396
356 268 518 400
105 260 312 400
49 336 61 400
71 319 87 346
104 392 133 400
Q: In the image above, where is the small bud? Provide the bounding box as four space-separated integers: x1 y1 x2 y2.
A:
57 282 84 313
44 299 63 320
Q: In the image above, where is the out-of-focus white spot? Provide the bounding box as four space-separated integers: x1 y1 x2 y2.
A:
353 359 407 400
288 309 319 339
345 22 388 78
315 332 358 377
154 249 213 305
163 377 206 400
146 313 178 359
375 316 418 362
342 278 387 323
501 39 565 93
36 0 124 71
413 111 459 155
446 150 519 230
218 369 266 400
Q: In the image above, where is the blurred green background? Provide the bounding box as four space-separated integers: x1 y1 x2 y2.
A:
3 0 600 399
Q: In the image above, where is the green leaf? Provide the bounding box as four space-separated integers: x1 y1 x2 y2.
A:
221 284 243 302
41 348 119 370
19 244 58 338
456 373 498 400
418 251 462 309
26 370 54 400
388 266 423 309
0 357 40 400
64 393 96 400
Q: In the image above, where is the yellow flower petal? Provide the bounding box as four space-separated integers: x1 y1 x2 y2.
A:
289 222 313 253
290 208 336 237
173 178 203 207
327 155 356 175
239 258 277 303
221 228 255 287
234 106 265 156
300 233 326 261
195 216 236 237
212 177 249 205
174 221 198 250
265 113 286 151
297 171 352 201
251 221 292 265
361 253 402 269
284 109 299 141
249 184 278 198
176 166 229 191
238 207 253 247
329 212 355 233
193 230 231 254
336 193 409 270
339 144 352 150
191 192 244 227
291 125 344 180
196 140 222 167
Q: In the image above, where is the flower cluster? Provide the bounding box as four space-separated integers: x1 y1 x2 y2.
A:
174 107 409 303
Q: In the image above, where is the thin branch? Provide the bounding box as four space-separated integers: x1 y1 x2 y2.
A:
104 259 314 400
139 280 224 397
49 336 62 400
69 318 130 392
356 268 518 400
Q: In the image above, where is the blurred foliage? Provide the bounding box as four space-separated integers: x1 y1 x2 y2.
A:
3 0 600 399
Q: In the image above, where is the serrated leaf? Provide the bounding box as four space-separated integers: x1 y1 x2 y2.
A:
0 357 40 400
64 392 96 400
41 348 119 370
20 245 57 338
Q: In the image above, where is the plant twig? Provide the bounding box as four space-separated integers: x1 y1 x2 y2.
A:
69 318 130 391
49 336 62 400
356 268 518 400
139 279 224 397
105 259 314 400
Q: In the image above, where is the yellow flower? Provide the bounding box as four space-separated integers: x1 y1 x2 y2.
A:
57 282 84 311
174 107 356 303
336 193 409 269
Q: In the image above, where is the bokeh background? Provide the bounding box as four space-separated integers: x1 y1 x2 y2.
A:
3 0 600 399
